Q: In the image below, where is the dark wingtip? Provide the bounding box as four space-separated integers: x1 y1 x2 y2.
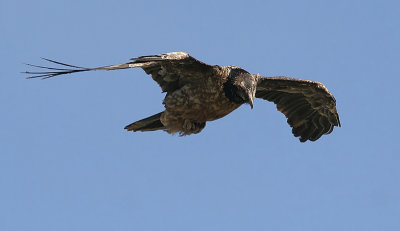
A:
299 137 308 142
39 57 87 69
23 58 89 79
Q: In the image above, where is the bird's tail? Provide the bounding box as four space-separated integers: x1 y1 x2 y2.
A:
124 112 165 132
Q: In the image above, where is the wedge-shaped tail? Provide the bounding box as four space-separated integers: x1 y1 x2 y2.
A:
124 112 165 132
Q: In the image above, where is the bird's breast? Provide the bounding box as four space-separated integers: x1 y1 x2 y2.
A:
163 83 241 122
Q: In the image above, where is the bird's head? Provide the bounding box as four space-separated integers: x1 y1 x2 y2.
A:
223 67 259 108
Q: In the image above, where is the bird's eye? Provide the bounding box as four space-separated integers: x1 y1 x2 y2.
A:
237 88 248 102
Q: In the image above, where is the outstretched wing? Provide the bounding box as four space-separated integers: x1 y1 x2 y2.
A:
23 58 132 79
255 77 340 142
129 52 216 92
24 52 217 92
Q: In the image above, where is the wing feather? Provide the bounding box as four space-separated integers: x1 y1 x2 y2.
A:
129 52 217 92
23 58 132 79
256 76 340 142
24 52 217 93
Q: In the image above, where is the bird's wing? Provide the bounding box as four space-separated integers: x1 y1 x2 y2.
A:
24 52 216 92
255 77 340 142
23 58 132 79
128 52 217 92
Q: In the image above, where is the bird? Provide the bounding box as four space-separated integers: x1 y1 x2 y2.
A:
24 52 340 142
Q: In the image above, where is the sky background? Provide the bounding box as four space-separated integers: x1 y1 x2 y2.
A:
1 0 400 230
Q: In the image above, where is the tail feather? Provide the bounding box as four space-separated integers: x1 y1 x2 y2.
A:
125 112 165 132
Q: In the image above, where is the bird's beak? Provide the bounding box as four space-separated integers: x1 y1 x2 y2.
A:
248 91 255 109
248 97 254 109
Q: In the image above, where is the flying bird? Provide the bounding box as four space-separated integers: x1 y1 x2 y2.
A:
24 52 340 142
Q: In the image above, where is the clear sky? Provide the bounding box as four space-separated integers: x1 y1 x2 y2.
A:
1 0 399 230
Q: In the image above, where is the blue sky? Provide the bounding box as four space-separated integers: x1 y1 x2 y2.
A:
1 0 399 230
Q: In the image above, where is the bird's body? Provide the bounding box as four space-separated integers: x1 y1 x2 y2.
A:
161 79 239 134
25 52 340 142
160 65 246 134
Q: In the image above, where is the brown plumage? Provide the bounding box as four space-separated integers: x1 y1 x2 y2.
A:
24 52 340 142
